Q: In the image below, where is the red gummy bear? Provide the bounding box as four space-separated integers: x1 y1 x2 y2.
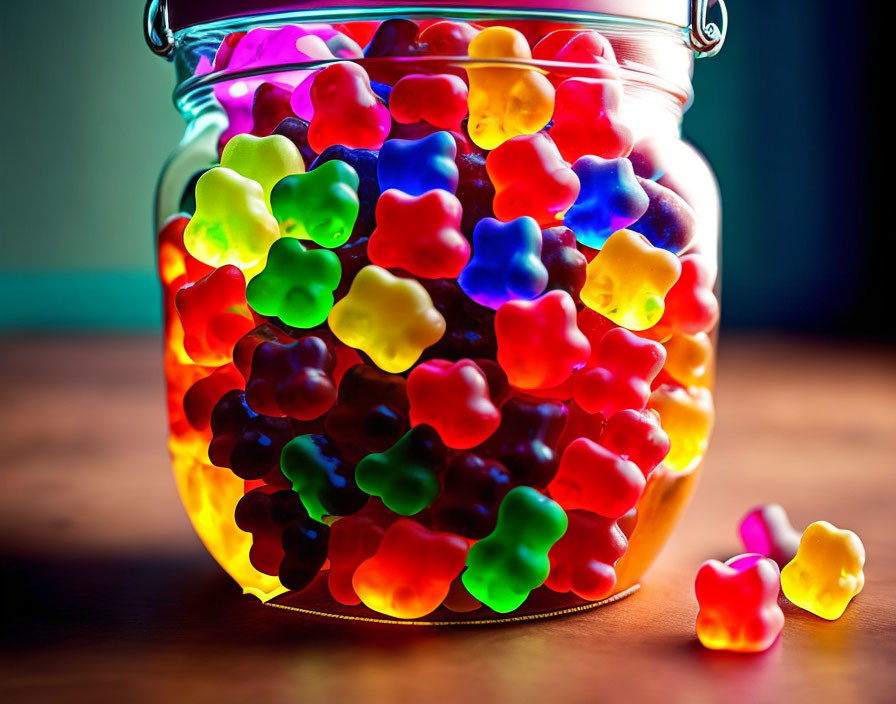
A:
157 215 214 289
251 82 295 137
573 327 666 418
183 363 245 431
486 132 581 228
307 62 391 152
175 265 256 366
245 337 337 421
532 29 620 86
232 323 295 380
599 408 670 476
695 554 785 653
368 189 471 279
389 74 469 131
352 519 469 619
407 358 501 449
495 290 591 390
549 78 633 163
646 254 719 340
418 20 480 56
549 437 645 518
327 499 398 606
546 509 627 601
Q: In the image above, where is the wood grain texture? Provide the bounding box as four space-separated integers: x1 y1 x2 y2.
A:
1 335 894 703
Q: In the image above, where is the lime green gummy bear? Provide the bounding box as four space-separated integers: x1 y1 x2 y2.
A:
246 237 341 329
462 486 568 613
183 167 281 274
354 426 445 516
220 133 305 209
270 159 360 248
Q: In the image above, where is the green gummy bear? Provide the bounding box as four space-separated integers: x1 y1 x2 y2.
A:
270 159 360 248
462 486 568 613
246 238 341 328
220 133 305 208
354 426 444 516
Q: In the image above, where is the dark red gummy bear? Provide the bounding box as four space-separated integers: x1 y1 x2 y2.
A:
476 397 569 488
430 451 513 539
252 82 295 137
324 364 410 461
233 323 296 380
272 117 319 170
455 153 496 238
419 278 497 362
279 516 331 591
540 225 588 299
245 337 337 421
546 509 628 601
183 363 245 431
208 389 293 482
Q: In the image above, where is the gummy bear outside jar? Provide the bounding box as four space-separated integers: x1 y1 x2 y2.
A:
147 0 726 623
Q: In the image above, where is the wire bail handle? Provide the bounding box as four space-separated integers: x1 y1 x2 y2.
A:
690 0 728 58
144 0 174 58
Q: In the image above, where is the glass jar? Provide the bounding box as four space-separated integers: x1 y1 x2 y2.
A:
147 0 725 623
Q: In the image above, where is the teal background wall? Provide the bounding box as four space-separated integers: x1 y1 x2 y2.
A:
0 2 887 335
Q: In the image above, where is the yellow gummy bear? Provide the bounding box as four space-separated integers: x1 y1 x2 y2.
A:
581 229 681 331
466 26 555 150
328 265 446 373
781 521 865 620
663 332 714 388
183 167 280 275
220 133 305 209
648 384 714 472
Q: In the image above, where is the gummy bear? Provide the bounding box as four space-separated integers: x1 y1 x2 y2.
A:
466 26 555 150
455 153 496 237
311 145 380 239
540 226 588 298
354 425 447 516
545 509 627 601
353 519 468 619
364 18 424 58
477 397 568 488
175 265 256 367
430 451 513 540
549 78 633 163
419 278 498 362
324 363 410 457
246 238 341 328
327 499 398 605
695 554 785 653
532 29 619 85
208 389 293 482
245 337 337 421
662 332 714 388
580 229 682 331
564 156 649 248
279 513 331 591
377 132 459 196
270 160 360 248
495 290 591 390
629 177 697 253
647 254 719 340
458 216 548 310
183 167 281 273
462 486 567 613
549 437 645 519
599 408 670 476
648 384 714 472
367 189 470 279
307 62 391 152
419 19 480 57
280 434 368 521
251 83 295 138
272 117 318 170
739 504 801 567
390 74 469 131
407 359 501 449
232 323 295 380
572 327 666 417
332 236 372 301
328 265 446 373
486 132 580 227
219 133 305 207
781 521 865 620
183 363 245 431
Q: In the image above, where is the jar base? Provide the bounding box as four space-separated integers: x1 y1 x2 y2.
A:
264 580 640 626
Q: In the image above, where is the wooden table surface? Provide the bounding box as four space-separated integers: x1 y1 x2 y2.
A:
1 335 894 703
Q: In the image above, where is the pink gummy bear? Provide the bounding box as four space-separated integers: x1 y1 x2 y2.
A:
739 504 801 567
573 327 666 418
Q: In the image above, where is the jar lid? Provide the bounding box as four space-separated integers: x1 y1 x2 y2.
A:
145 0 726 57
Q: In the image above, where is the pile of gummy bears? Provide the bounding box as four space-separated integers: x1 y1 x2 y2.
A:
159 18 721 620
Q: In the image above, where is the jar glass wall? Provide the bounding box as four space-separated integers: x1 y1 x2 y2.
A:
154 8 720 622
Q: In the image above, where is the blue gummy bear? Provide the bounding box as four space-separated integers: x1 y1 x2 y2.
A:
311 145 380 238
370 80 392 105
377 131 459 196
458 216 549 310
564 156 650 249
